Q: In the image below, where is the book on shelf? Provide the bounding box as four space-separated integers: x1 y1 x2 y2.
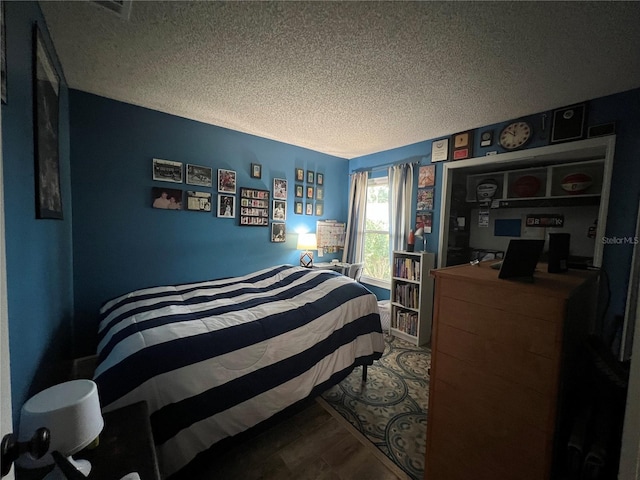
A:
393 256 421 281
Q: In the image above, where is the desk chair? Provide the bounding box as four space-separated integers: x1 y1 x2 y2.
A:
347 263 364 282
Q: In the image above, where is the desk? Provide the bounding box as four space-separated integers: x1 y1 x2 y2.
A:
314 262 351 274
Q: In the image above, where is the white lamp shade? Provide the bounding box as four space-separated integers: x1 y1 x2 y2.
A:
415 227 424 237
297 233 317 250
17 380 104 469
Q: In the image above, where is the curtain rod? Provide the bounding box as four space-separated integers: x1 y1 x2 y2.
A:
352 158 423 174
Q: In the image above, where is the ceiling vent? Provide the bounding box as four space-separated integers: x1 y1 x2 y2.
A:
90 0 132 20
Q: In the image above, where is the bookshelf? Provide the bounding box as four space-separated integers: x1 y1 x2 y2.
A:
390 251 435 346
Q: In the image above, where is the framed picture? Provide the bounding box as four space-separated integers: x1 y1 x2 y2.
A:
33 24 63 219
315 203 324 216
306 202 313 215
153 158 183 183
218 169 236 193
217 194 236 218
307 170 315 184
186 164 212 187
417 188 434 211
295 184 304 198
251 163 262 179
272 200 286 221
152 187 183 210
185 191 212 212
294 201 303 215
295 168 304 182
306 186 314 199
316 186 324 201
1 0 7 104
271 223 286 243
273 178 287 200
418 165 435 188
431 138 449 162
317 173 324 185
239 187 269 226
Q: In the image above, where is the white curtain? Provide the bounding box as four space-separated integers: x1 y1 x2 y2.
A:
388 163 414 254
342 171 368 263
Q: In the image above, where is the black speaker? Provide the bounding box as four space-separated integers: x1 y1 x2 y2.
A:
548 233 570 273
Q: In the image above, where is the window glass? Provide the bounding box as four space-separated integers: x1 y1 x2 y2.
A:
363 176 390 282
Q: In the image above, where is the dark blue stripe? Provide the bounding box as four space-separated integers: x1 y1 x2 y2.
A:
99 265 295 327
151 313 382 445
96 271 339 363
94 282 375 406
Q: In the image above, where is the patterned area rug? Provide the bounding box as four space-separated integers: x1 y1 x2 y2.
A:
321 336 431 480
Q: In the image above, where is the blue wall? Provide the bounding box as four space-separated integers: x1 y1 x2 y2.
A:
69 91 349 355
348 88 640 340
2 2 74 425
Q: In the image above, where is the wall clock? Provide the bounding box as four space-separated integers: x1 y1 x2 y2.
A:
452 131 473 160
499 121 532 150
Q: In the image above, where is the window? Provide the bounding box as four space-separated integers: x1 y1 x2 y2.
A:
362 175 390 285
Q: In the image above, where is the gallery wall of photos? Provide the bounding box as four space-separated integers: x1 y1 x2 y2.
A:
150 158 327 243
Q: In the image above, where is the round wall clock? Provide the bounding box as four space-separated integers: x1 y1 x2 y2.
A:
499 121 532 150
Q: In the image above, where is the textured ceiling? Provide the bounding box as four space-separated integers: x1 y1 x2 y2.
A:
40 1 640 159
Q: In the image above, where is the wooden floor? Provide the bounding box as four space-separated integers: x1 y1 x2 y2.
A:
180 398 410 480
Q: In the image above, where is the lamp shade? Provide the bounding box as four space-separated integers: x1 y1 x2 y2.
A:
17 380 104 469
297 233 317 251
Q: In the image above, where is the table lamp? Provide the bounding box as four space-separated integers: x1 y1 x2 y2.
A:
17 379 104 479
297 233 317 267
415 227 427 251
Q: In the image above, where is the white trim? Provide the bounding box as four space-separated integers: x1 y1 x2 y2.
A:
0 65 15 479
360 276 390 291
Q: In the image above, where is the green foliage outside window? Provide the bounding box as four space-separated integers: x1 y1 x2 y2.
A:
363 181 390 282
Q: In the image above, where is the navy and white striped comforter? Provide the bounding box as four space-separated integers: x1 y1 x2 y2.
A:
94 265 384 477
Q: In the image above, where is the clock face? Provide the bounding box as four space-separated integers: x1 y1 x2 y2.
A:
499 121 532 150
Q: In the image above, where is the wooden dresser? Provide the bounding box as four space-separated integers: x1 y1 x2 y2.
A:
424 261 599 480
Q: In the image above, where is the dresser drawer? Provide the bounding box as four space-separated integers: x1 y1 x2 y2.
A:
438 276 565 321
429 378 549 480
436 323 557 396
434 351 554 430
438 296 561 359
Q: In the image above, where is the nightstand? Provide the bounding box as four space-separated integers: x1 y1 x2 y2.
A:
17 401 160 480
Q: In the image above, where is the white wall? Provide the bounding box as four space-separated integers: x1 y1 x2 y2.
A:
469 205 600 259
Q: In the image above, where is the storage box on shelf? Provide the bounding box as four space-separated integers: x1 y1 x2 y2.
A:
390 251 435 346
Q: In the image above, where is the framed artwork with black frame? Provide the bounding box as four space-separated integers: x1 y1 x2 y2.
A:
316 173 324 185
251 163 262 179
294 201 303 215
33 24 63 219
295 184 303 198
295 168 304 182
271 223 286 243
186 164 212 187
307 170 315 184
239 187 269 226
306 202 313 215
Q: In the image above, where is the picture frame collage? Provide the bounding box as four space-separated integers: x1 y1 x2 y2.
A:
294 168 324 217
152 158 239 217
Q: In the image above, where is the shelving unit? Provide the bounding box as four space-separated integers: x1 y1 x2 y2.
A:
390 251 435 346
465 158 605 204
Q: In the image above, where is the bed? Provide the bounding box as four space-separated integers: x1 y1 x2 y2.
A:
93 264 384 477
